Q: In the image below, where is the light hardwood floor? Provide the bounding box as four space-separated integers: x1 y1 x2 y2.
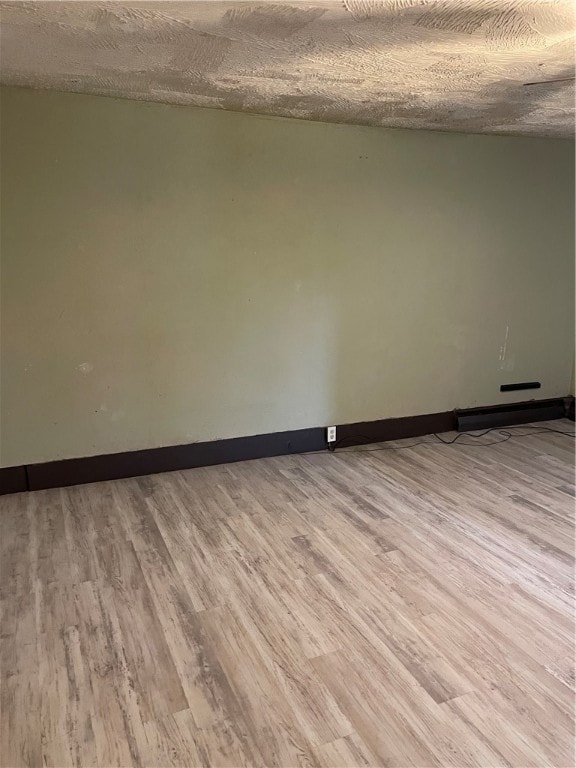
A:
1 421 574 767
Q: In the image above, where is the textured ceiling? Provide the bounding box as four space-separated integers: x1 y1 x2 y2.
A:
1 0 575 137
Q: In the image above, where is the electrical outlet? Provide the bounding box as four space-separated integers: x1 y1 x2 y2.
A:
327 426 337 443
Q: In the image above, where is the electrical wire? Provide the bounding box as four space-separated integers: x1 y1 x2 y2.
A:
303 424 575 457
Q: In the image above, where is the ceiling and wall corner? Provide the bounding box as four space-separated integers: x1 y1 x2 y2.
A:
0 0 574 137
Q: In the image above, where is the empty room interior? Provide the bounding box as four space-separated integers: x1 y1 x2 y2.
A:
1 1 575 766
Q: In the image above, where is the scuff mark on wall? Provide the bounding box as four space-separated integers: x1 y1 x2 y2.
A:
498 323 516 372
499 323 510 369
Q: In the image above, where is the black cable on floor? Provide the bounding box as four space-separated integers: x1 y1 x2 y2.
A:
303 424 575 457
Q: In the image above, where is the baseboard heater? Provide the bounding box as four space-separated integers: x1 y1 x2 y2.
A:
456 398 566 432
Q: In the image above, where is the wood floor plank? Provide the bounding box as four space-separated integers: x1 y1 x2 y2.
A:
313 732 379 768
1 420 574 767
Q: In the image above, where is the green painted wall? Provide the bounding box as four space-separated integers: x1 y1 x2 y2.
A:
1 86 574 467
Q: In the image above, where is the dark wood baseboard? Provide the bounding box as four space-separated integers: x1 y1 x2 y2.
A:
333 410 455 448
25 426 327 493
0 466 28 496
0 397 571 495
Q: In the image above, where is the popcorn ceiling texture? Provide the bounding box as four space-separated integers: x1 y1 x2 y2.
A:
1 0 574 137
